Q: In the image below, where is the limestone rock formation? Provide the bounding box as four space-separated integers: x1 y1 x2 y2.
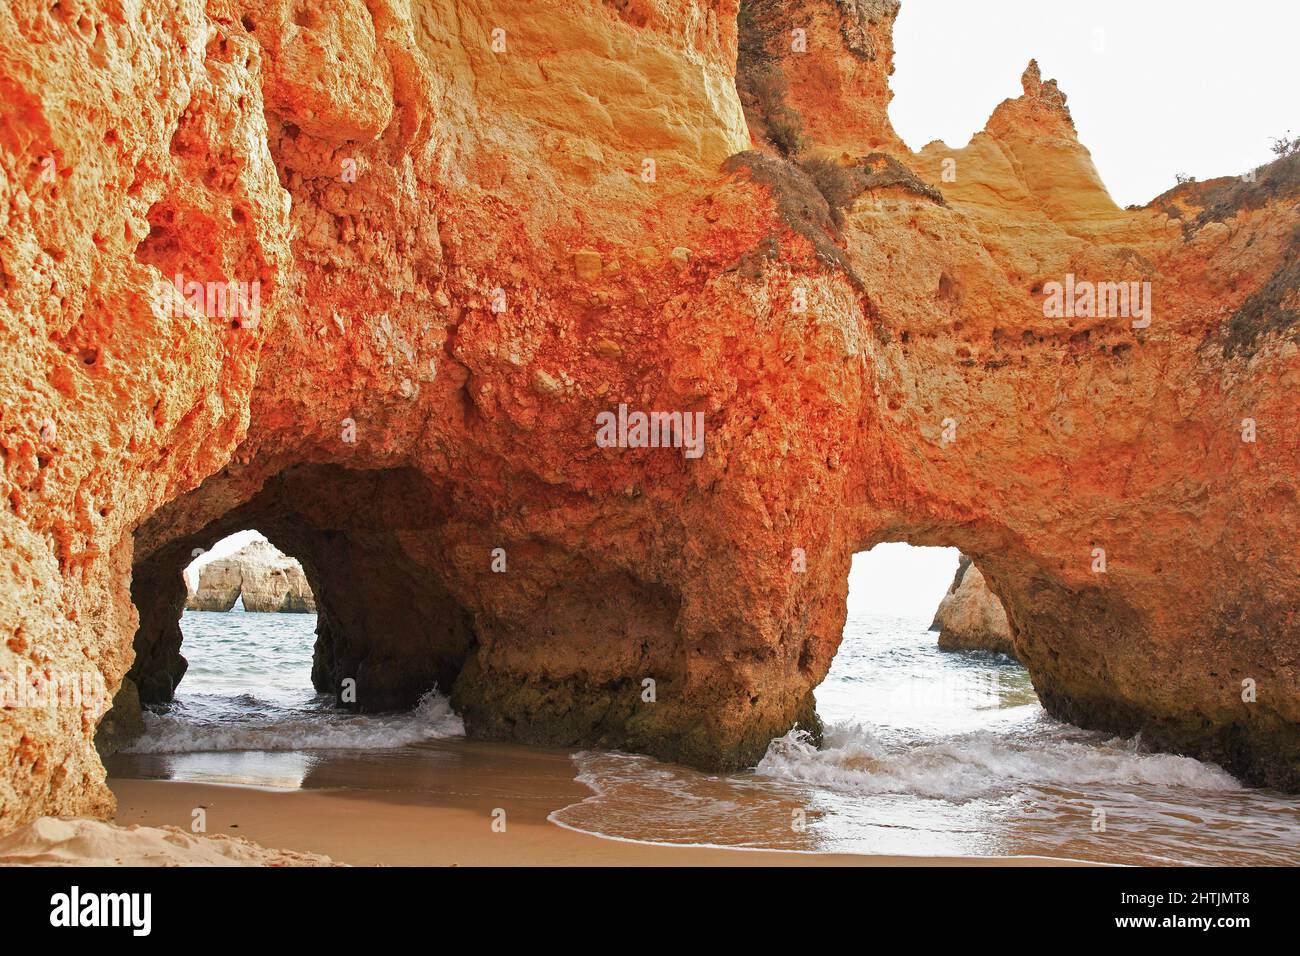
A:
91 676 145 758
185 558 244 612
2 0 1299 831
185 539 317 613
931 556 1015 658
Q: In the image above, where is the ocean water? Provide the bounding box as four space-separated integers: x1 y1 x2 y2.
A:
121 608 1300 865
125 611 463 754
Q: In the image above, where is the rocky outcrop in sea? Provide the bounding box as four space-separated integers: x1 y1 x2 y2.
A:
186 541 316 614
931 555 1015 659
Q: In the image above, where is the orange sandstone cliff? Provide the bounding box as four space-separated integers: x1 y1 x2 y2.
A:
1 0 1298 829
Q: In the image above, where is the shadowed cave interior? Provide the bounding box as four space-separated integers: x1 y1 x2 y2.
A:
118 466 478 737
108 488 1029 772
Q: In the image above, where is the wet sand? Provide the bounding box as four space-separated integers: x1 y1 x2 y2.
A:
106 739 1092 866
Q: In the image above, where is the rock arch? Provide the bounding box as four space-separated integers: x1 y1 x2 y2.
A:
129 466 477 714
184 539 316 613
2 0 1298 831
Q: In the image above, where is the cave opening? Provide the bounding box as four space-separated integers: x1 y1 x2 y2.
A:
95 465 479 760
172 529 325 720
816 543 1039 734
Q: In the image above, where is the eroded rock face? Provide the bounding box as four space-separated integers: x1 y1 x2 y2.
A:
2 0 1299 829
91 676 145 758
931 556 1015 658
184 539 316 613
185 560 242 612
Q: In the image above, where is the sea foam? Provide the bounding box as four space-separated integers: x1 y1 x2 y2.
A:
755 721 1243 801
124 689 464 753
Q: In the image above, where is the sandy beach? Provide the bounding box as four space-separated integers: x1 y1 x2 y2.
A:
62 611 1295 868
105 779 1083 867
67 737 1089 867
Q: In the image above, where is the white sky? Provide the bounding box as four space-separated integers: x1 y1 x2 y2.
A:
847 543 960 619
889 0 1298 207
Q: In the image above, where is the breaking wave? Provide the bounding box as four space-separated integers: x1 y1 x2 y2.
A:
124 690 464 753
754 721 1243 801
